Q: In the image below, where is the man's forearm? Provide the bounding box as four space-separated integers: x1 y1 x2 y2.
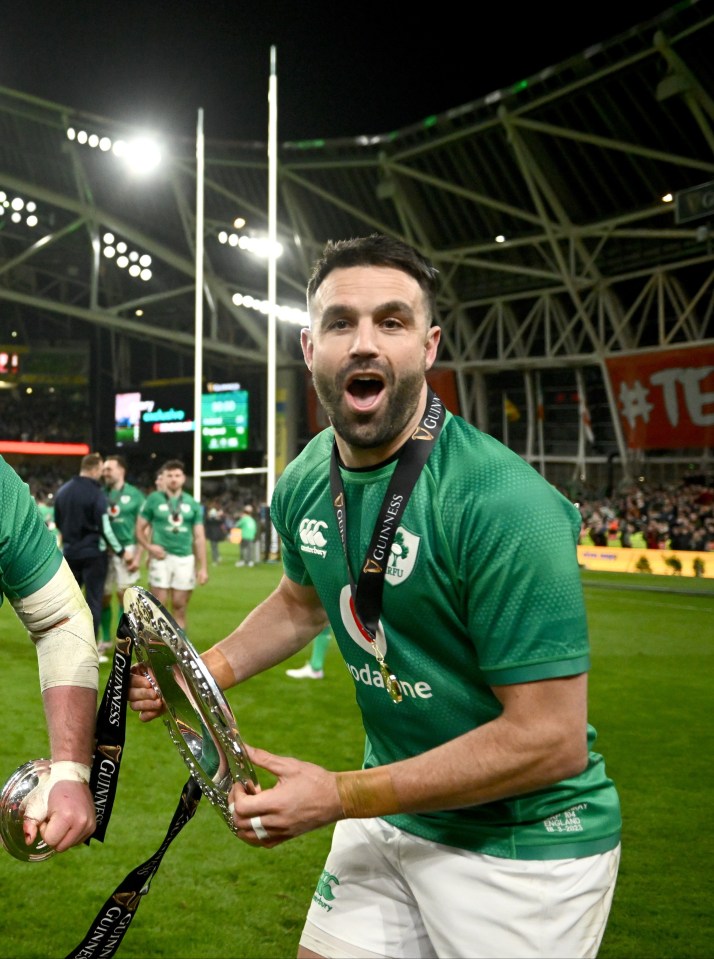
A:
42 685 97 765
337 675 589 818
207 577 329 689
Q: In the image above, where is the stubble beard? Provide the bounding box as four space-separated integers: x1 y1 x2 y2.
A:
312 365 425 449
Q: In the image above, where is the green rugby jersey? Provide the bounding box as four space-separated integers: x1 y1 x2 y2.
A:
0 456 62 607
139 490 203 557
271 411 621 859
105 482 145 547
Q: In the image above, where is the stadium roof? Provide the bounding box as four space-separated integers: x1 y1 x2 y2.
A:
0 2 712 419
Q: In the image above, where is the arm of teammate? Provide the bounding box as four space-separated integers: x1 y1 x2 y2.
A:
125 542 144 572
10 559 99 852
136 514 164 560
127 576 329 719
101 512 123 556
226 672 589 847
193 522 209 585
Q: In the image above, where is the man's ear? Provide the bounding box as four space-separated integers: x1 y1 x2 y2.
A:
424 325 441 371
301 327 313 371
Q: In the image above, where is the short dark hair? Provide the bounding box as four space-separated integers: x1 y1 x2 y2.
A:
306 234 439 325
160 459 185 473
81 452 103 472
105 454 127 471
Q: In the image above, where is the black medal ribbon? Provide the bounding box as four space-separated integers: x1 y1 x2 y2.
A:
65 777 202 959
86 614 133 844
329 389 445 700
64 612 205 958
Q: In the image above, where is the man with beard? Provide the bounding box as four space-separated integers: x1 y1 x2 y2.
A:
98 454 145 654
129 235 621 959
136 459 208 630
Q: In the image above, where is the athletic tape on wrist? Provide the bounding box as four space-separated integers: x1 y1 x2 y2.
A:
49 760 92 785
335 766 401 819
23 761 92 823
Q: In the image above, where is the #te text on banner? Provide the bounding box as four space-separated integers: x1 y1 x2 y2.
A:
605 346 714 449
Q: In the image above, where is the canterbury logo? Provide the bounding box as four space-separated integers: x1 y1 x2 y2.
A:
299 518 328 548
411 426 434 441
363 557 382 574
316 870 340 901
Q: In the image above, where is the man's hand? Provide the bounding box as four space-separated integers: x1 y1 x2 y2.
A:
128 663 166 721
23 770 96 853
227 745 343 848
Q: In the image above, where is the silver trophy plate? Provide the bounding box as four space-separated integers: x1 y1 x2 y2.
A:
122 586 258 836
0 758 55 861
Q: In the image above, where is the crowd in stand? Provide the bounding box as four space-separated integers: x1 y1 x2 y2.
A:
0 390 90 443
577 477 714 551
9 456 714 554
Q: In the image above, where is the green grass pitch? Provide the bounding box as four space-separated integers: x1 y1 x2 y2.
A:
0 551 711 958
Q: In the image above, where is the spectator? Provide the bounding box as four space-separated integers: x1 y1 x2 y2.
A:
204 500 230 565
235 504 258 567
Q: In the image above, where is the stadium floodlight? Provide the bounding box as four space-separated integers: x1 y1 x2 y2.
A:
217 230 283 259
112 136 162 174
68 125 163 176
0 190 41 229
102 233 153 282
231 291 307 326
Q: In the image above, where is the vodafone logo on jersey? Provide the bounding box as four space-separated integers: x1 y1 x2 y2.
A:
338 585 388 656
336 585 433 700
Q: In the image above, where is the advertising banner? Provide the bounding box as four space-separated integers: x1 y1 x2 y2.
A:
605 345 714 449
577 545 712 579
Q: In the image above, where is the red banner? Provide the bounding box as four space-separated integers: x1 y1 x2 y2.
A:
605 346 714 449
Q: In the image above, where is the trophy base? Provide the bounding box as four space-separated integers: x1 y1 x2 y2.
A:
0 759 55 862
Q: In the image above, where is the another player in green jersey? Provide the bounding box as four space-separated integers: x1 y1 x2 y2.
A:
0 455 98 853
129 235 621 958
99 454 146 651
136 458 208 630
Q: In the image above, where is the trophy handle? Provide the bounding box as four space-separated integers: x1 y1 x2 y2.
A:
0 759 55 862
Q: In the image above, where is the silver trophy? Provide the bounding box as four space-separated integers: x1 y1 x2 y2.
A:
0 758 55 861
122 586 258 835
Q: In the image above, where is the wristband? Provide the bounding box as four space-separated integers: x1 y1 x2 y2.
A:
23 761 91 823
335 766 401 819
49 760 91 785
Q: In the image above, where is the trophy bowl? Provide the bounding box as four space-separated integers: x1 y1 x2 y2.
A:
122 586 258 836
0 758 55 862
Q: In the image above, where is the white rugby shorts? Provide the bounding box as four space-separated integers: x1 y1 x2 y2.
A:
299 817 620 959
103 550 141 595
147 553 196 591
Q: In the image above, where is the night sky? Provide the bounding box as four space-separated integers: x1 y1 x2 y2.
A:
3 1 669 142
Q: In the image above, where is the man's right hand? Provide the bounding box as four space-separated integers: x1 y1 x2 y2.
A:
128 663 166 721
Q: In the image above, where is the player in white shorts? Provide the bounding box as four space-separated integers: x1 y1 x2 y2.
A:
301 818 620 959
129 236 621 958
136 459 208 630
100 455 145 652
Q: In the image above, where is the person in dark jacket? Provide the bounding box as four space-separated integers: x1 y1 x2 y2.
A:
53 452 123 661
